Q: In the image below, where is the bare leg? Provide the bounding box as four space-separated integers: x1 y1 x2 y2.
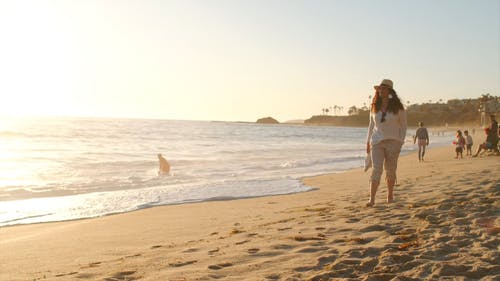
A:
473 145 483 157
367 180 379 206
387 178 395 203
418 146 422 161
421 145 426 161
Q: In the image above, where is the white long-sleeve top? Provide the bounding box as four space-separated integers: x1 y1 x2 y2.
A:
366 109 407 145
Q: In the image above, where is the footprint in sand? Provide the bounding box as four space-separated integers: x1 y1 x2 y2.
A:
271 244 296 250
265 273 281 280
292 235 326 242
346 218 361 223
208 262 233 270
208 248 220 255
359 224 388 232
55 272 78 277
104 270 137 281
125 253 141 258
182 248 200 253
294 254 337 272
230 228 245 235
347 237 372 245
168 260 198 267
80 261 102 269
247 248 260 254
296 246 330 253
75 273 97 279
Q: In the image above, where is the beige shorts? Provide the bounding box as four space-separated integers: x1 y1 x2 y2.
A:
370 139 402 183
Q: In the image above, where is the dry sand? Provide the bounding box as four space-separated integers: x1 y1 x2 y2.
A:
1 146 499 281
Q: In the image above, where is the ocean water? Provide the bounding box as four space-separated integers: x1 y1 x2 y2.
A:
0 117 452 226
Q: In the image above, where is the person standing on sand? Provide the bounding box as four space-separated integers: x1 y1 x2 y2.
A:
414 121 429 162
488 115 499 153
454 130 465 159
464 130 473 156
157 153 170 175
366 79 407 207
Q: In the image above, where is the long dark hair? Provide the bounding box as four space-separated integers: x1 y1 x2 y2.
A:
370 88 405 114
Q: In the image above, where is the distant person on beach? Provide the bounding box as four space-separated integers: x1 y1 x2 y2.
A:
488 115 499 153
473 128 497 157
157 153 170 175
464 130 473 156
366 79 407 207
413 122 429 162
453 130 465 159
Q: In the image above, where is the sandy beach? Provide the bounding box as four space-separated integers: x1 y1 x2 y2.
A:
1 146 498 281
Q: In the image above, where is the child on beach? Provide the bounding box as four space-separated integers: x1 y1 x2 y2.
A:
453 130 465 159
464 130 473 156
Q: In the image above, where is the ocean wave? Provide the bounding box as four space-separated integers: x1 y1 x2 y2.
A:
0 118 378 226
0 213 53 225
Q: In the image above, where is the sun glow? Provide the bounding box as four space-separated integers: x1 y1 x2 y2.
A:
0 1 498 121
0 2 79 117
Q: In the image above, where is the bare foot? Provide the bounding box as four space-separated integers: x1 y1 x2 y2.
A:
366 201 374 207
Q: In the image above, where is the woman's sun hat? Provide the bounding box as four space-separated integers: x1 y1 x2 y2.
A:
374 79 393 90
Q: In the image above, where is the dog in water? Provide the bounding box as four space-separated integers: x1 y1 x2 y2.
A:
157 153 170 175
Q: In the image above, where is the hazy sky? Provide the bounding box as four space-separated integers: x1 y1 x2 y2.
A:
0 0 498 121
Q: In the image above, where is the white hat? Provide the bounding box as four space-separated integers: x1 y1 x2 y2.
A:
374 79 393 90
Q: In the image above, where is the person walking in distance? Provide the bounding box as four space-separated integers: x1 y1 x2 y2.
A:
414 122 429 162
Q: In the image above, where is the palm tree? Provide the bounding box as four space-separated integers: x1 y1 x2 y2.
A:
348 106 358 115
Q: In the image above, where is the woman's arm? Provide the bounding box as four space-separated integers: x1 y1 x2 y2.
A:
366 112 374 153
399 110 407 144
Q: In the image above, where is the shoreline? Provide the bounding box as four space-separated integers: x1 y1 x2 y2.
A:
0 140 446 228
1 146 498 280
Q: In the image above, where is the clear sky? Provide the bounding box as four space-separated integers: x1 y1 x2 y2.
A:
0 0 498 122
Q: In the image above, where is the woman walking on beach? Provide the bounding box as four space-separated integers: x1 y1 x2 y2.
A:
366 79 407 207
414 122 429 162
